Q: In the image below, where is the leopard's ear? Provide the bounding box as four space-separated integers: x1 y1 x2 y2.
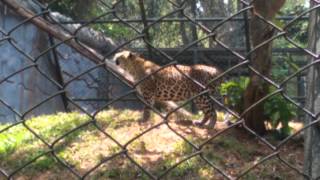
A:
121 51 130 59
122 51 138 59
128 52 134 59
129 52 139 59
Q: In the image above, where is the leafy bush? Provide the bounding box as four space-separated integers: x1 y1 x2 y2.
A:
219 76 249 113
264 93 297 138
219 77 296 137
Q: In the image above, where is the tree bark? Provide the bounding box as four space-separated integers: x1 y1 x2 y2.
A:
303 1 320 178
243 0 285 135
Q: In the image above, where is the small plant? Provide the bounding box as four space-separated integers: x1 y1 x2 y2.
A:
220 77 296 137
264 92 297 138
219 76 249 113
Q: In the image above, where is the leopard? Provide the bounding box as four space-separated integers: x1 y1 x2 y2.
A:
113 50 222 128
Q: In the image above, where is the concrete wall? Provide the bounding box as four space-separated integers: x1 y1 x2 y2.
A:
0 7 65 123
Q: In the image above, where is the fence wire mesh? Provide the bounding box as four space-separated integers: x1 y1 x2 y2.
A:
0 0 320 179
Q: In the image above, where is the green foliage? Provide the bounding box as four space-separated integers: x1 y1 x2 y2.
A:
32 156 56 171
0 125 32 158
274 1 308 48
264 92 297 138
220 77 296 137
271 56 291 82
219 76 249 113
0 112 90 170
48 0 308 49
49 0 102 20
0 109 145 175
93 23 137 44
173 141 191 154
170 158 199 177
271 54 301 99
49 0 75 17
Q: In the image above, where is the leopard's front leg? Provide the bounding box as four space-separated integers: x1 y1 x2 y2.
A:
140 93 155 122
194 94 217 128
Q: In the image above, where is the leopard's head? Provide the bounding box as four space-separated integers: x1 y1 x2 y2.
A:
113 50 140 72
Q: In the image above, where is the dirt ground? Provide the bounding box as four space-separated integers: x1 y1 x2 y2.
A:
1 110 305 180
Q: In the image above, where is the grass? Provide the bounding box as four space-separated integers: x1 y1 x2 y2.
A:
0 109 304 180
0 112 93 178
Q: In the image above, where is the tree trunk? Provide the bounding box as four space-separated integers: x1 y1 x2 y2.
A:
243 0 285 135
304 1 320 178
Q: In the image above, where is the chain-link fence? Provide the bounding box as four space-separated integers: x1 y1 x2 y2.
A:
0 0 319 179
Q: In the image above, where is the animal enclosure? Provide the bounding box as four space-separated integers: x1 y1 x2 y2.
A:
0 0 319 179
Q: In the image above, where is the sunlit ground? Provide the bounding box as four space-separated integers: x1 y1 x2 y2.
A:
0 109 304 180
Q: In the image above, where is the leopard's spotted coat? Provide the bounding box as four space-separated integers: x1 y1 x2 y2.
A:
113 51 222 127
